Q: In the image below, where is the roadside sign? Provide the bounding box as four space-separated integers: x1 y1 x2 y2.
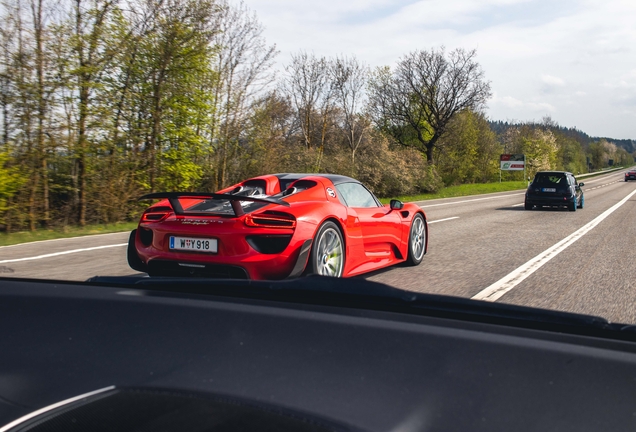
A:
500 154 525 171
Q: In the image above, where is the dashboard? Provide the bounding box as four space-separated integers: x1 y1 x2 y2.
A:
1 276 636 431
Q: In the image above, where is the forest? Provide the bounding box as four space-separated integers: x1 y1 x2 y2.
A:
0 0 633 231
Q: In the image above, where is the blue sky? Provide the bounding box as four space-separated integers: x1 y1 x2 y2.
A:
242 0 636 139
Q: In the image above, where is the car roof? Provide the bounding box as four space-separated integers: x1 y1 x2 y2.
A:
534 171 573 176
273 173 359 186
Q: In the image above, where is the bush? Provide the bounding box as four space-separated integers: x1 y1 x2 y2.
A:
322 132 443 197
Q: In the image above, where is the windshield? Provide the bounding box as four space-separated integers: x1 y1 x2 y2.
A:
0 0 635 325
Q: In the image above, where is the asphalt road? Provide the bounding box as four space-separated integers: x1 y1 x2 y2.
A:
2 170 635 324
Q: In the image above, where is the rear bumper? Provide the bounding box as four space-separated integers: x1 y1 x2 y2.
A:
134 221 317 280
525 195 576 207
140 242 306 280
147 260 250 278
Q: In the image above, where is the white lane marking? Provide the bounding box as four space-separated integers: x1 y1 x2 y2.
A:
584 179 622 191
0 243 127 264
428 217 459 224
472 188 636 302
419 193 524 208
0 231 130 250
512 203 524 207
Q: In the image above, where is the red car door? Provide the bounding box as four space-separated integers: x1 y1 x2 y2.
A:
335 183 402 260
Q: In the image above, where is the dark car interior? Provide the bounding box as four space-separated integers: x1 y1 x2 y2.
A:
1 276 636 431
533 173 566 185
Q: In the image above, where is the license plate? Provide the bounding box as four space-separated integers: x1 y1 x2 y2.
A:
170 236 218 253
542 188 556 192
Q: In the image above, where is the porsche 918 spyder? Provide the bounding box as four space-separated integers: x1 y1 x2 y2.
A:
127 173 428 279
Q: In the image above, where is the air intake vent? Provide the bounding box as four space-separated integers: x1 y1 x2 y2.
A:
139 228 153 246
246 235 293 254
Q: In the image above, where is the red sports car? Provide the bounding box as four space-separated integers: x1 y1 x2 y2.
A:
127 173 428 279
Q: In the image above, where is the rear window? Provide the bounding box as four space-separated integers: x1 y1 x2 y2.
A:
185 198 268 215
533 173 567 186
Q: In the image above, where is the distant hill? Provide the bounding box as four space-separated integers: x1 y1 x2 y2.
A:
489 120 636 153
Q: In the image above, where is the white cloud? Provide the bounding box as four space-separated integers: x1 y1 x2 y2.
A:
493 95 523 108
491 93 555 113
541 75 565 87
526 102 556 112
242 0 636 138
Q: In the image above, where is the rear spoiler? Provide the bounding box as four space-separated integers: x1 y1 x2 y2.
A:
139 192 289 217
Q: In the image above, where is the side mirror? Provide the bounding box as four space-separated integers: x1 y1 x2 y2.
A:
390 199 404 210
579 182 585 187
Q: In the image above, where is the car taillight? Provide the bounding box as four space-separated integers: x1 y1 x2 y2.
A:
245 211 296 229
141 206 173 222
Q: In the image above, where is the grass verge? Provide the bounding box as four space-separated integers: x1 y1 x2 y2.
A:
0 221 138 247
379 181 527 204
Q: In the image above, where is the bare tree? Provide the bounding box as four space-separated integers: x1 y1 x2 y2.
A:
11 0 40 229
0 0 58 229
0 1 15 147
282 52 335 171
208 0 277 189
29 0 54 225
71 0 120 225
368 47 491 163
283 52 333 150
330 55 368 171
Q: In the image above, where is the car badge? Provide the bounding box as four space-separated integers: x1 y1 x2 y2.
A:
180 219 215 225
326 188 336 198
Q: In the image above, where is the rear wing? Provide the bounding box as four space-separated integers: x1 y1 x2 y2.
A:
139 192 289 217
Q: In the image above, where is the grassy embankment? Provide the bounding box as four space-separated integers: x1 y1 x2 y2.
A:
379 181 527 204
0 222 138 247
4 172 619 246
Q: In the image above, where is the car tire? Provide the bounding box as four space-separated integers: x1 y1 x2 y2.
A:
568 200 577 212
127 230 148 273
578 195 584 209
405 213 426 266
524 202 533 210
308 221 345 277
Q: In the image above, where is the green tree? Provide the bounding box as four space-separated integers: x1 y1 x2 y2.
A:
436 110 500 185
0 152 26 226
554 132 586 174
501 125 558 178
